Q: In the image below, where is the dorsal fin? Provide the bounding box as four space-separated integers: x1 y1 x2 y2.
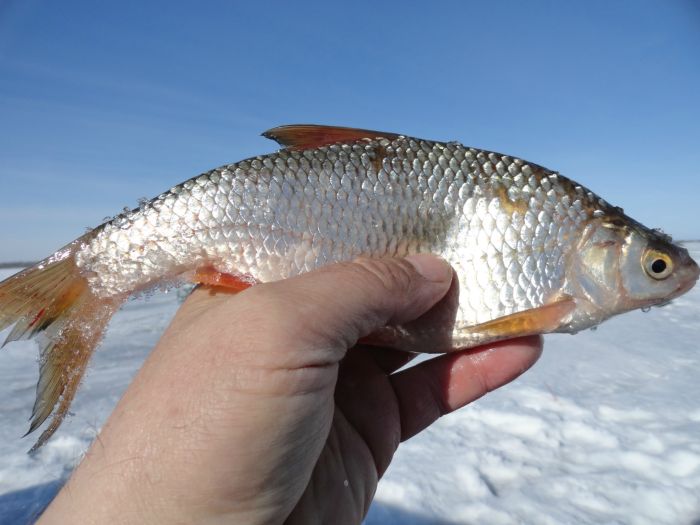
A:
262 124 402 151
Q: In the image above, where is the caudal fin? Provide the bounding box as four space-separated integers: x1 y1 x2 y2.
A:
0 245 120 451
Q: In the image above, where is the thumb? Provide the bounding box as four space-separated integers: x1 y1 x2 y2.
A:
287 254 454 344
202 255 453 365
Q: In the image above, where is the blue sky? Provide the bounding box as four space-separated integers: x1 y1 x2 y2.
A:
0 0 698 260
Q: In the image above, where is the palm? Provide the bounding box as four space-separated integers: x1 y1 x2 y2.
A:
286 346 410 524
286 337 542 524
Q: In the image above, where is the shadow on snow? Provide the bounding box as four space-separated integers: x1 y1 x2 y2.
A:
365 501 464 525
2 481 469 525
0 480 63 525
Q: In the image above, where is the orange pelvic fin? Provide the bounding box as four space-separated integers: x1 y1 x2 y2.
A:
464 295 577 339
0 245 121 452
193 266 255 293
262 124 401 151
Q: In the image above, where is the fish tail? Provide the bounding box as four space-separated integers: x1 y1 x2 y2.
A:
0 244 120 452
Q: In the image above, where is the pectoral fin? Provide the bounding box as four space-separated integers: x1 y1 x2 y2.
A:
464 295 576 339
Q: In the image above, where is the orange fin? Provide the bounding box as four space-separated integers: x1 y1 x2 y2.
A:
359 293 575 354
193 266 255 293
465 295 577 339
0 243 122 452
26 296 117 452
262 124 401 151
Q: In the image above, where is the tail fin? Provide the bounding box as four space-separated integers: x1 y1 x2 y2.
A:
0 246 120 451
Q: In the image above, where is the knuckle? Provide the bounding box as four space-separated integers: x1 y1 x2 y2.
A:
470 356 493 397
420 367 452 418
351 257 416 296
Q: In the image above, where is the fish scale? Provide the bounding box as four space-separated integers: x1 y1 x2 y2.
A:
1 124 697 450
76 137 590 330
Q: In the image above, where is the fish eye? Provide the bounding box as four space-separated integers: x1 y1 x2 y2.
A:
642 250 673 280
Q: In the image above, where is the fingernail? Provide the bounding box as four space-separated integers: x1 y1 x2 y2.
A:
405 254 452 283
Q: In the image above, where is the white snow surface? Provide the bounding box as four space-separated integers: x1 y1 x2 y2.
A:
1 243 700 524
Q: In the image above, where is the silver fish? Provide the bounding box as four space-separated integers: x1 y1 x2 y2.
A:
1 124 697 450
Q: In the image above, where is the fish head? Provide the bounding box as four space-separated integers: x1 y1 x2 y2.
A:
617 224 699 305
570 214 699 327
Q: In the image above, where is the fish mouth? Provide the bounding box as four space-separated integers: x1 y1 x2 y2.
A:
673 255 700 298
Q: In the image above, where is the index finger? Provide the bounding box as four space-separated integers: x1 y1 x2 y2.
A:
390 336 543 440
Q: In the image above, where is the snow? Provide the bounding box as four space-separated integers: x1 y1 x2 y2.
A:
1 243 700 524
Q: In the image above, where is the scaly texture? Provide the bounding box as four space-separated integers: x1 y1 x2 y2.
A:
76 137 601 332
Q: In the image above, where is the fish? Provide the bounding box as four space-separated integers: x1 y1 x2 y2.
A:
0 124 698 451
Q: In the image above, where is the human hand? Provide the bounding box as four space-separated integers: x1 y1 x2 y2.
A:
39 256 542 525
